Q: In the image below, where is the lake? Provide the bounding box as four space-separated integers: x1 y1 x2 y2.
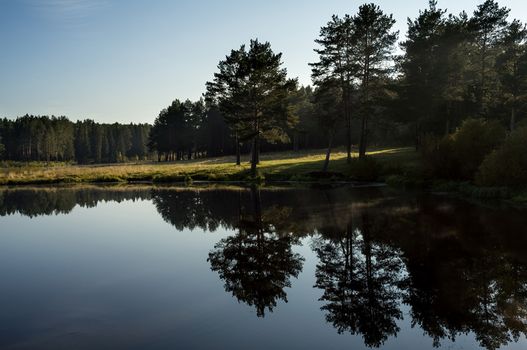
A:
0 185 526 350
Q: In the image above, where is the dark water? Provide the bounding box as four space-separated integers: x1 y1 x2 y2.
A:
0 185 526 350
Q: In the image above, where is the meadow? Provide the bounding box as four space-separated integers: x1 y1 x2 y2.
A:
0 147 419 185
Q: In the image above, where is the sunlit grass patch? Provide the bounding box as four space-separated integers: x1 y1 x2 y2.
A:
0 147 418 185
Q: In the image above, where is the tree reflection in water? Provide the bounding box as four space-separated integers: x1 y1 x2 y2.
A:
1 185 527 349
207 186 304 317
312 194 407 347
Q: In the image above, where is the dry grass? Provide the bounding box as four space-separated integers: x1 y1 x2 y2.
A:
0 147 418 185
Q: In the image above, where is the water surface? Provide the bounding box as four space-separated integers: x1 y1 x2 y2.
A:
0 185 526 350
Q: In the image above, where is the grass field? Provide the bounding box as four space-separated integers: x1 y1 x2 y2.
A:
0 147 420 185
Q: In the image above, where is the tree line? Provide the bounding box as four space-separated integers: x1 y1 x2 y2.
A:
149 0 527 175
0 115 151 163
2 0 525 173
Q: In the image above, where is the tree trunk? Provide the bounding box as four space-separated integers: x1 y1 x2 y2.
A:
235 133 241 165
345 89 352 164
322 134 333 172
346 115 352 163
255 136 260 165
511 105 516 132
359 115 367 159
251 184 262 225
250 135 259 177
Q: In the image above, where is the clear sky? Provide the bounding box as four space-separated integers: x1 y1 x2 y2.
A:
1 0 526 123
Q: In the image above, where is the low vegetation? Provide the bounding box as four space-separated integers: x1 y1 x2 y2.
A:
476 127 527 187
421 119 506 180
0 147 418 186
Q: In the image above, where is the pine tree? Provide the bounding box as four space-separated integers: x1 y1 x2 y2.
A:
353 3 398 158
206 39 297 176
469 0 510 117
495 20 527 130
311 15 355 163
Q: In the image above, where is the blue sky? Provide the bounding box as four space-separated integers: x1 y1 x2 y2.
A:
1 0 526 123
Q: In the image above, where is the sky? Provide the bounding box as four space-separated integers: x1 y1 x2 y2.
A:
1 0 526 124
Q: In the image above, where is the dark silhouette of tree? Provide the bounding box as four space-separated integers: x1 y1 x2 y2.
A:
207 186 304 317
312 80 343 172
382 195 527 350
151 188 240 232
148 99 206 162
0 115 150 163
206 39 297 176
352 3 398 158
399 1 448 145
314 208 406 347
311 14 355 164
287 85 320 152
495 19 527 131
0 186 151 217
469 0 510 117
200 106 235 157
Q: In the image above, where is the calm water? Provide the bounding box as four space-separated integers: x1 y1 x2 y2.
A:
0 185 526 350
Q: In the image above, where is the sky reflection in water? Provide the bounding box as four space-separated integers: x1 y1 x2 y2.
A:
0 185 526 350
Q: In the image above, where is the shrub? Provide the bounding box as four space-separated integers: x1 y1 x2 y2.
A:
421 134 457 178
422 119 506 180
349 157 383 181
476 127 527 187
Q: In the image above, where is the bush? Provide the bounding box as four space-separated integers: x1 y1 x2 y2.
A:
421 134 457 178
422 119 506 180
476 127 527 187
349 157 383 181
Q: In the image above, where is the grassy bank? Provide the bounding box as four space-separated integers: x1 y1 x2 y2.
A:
2 147 527 205
0 147 419 185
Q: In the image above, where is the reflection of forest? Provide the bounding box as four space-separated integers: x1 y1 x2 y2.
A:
310 192 527 349
0 185 151 217
1 185 527 349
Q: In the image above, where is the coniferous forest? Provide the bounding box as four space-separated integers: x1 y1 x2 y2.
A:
1 0 527 184
0 116 151 163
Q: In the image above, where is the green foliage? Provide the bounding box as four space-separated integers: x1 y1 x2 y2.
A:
353 4 399 155
312 4 397 160
0 115 150 164
450 118 506 178
476 126 527 187
495 20 527 131
469 0 510 116
206 39 297 175
148 99 206 161
311 14 355 160
422 118 505 180
399 1 467 138
421 133 457 178
312 80 343 137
